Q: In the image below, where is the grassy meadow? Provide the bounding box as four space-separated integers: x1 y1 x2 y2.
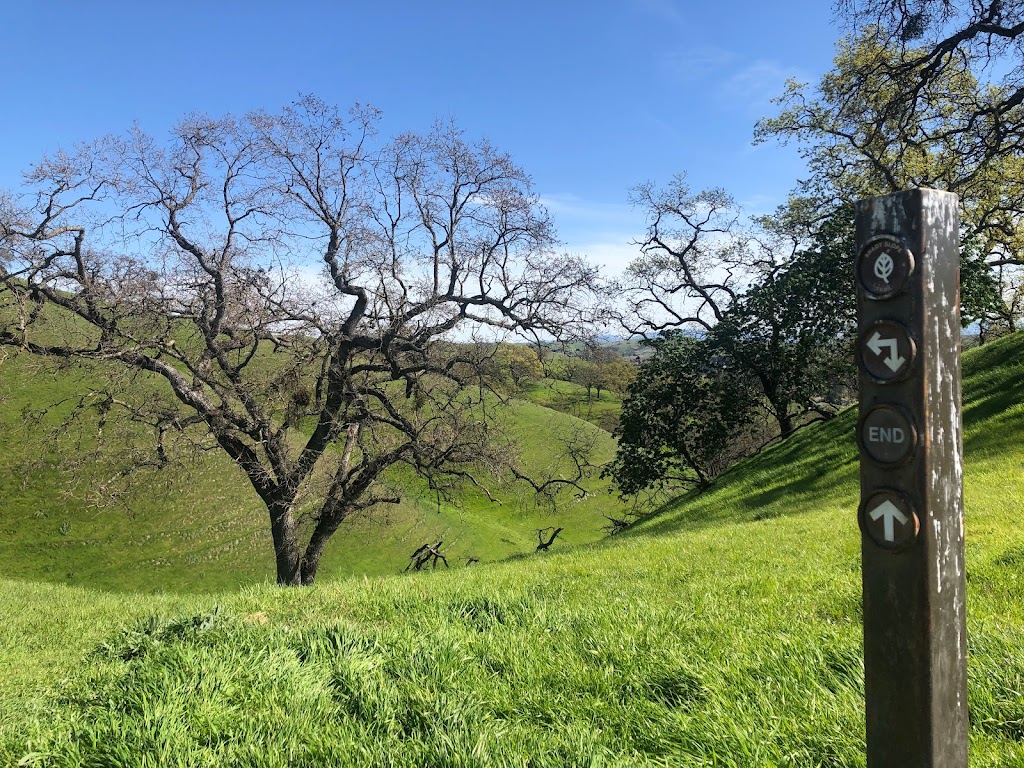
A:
521 378 624 434
0 332 1023 765
0 351 629 592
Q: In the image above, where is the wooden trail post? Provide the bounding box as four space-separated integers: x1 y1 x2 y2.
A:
855 189 968 767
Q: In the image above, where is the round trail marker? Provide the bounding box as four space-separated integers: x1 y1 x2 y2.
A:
859 319 916 382
859 405 917 465
859 490 919 550
858 236 915 299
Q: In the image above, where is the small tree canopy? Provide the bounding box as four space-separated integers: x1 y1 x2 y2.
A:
606 332 764 495
758 8 1024 329
481 343 544 392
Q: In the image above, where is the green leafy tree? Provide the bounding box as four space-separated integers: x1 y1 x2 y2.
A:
481 343 544 392
608 206 862 497
712 208 860 436
620 182 861 437
598 358 637 397
568 358 601 401
606 333 763 494
582 345 629 400
835 0 1024 154
538 349 573 382
757 18 1022 329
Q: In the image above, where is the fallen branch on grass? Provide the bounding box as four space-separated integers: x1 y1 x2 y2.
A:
536 527 564 552
404 541 450 572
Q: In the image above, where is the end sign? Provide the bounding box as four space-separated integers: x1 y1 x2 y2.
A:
855 190 967 768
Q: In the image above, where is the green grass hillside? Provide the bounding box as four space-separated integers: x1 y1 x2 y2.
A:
521 377 624 433
0 352 629 591
1 333 1023 766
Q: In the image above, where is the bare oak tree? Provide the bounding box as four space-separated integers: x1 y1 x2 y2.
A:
617 176 745 337
0 98 601 585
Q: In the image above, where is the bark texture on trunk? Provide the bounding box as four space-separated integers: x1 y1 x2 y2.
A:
299 530 331 586
268 501 302 586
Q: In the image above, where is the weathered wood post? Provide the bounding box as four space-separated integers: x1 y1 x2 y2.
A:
855 189 968 767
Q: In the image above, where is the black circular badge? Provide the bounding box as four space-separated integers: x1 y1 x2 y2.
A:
859 404 917 465
859 490 920 551
858 236 915 299
859 319 916 383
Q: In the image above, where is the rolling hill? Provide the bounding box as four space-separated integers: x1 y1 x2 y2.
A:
0 349 630 591
1 332 1022 765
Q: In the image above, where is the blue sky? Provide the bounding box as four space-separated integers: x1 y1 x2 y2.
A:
0 1 840 273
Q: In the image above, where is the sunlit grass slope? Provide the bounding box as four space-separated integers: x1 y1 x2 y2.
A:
628 327 1024 555
0 352 627 592
1 332 1022 766
521 377 624 432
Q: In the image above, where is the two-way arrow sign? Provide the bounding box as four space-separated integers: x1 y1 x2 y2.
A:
867 332 906 373
869 500 909 542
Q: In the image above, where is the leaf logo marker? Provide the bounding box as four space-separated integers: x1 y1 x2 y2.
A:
873 252 894 284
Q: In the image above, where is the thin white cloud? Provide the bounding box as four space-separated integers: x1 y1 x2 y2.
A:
721 59 808 116
568 238 641 276
661 46 739 82
540 193 637 224
540 193 646 277
737 193 785 217
658 41 807 119
631 0 688 30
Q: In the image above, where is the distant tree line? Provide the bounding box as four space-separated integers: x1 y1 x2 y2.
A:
541 345 638 402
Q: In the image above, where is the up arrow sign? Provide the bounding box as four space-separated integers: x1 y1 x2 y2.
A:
867 332 906 373
869 500 910 542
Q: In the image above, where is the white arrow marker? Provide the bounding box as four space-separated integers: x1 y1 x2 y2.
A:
869 500 909 542
867 332 906 372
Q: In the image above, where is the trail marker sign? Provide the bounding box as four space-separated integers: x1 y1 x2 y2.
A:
859 320 916 380
855 190 967 768
860 490 918 550
858 235 915 298
859 404 916 465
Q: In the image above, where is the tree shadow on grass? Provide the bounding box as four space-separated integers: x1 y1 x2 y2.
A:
620 333 1024 542
623 410 861 539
